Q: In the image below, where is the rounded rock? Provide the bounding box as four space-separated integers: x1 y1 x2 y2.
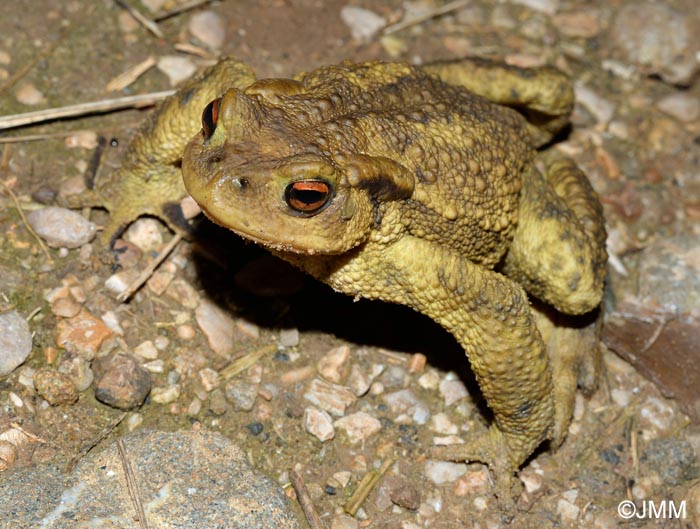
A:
0 311 32 376
26 207 96 249
33 368 79 405
93 352 151 409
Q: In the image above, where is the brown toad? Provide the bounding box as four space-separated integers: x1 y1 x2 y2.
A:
74 57 608 505
181 58 607 504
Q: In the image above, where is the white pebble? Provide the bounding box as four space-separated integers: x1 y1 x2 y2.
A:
188 10 225 50
439 376 469 406
425 460 467 484
334 412 381 443
151 384 181 404
26 207 96 248
124 218 163 252
657 93 700 122
14 81 46 105
557 498 580 524
340 6 386 42
304 407 335 442
157 56 197 86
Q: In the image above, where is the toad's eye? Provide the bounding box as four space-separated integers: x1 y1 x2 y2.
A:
202 98 221 140
284 180 333 215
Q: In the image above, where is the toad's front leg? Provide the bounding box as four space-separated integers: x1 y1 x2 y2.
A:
324 236 555 507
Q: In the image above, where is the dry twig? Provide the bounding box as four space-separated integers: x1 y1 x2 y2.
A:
105 57 157 93
154 0 215 22
383 0 471 34
65 412 127 473
117 232 184 303
345 458 395 515
118 439 150 529
290 468 326 529
0 91 174 131
220 345 278 380
114 0 163 38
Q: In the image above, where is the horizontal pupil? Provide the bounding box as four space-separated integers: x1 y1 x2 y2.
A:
292 189 326 208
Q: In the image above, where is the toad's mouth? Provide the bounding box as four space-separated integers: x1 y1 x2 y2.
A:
197 203 331 257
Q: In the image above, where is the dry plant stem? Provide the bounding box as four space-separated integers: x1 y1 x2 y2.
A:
290 468 327 529
383 0 471 34
0 91 174 131
345 458 395 516
0 181 53 263
118 439 150 529
114 0 163 38
117 232 184 303
9 423 47 444
154 0 215 21
105 57 157 93
220 345 278 380
65 412 127 473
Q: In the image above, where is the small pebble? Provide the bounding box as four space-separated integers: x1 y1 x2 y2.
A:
642 438 698 485
208 388 228 415
430 413 458 435
236 319 260 339
51 297 81 318
557 498 580 524
640 396 675 431
455 470 489 496
246 422 264 436
156 56 197 86
340 6 386 42
574 83 616 125
198 367 220 392
333 412 381 443
383 389 430 425
407 353 426 374
424 460 467 484
55 309 114 360
133 340 159 360
64 130 98 149
390 484 421 510
26 207 96 248
330 514 358 529
124 218 163 252
14 81 46 105
33 368 78 405
225 380 258 411
0 440 18 471
93 353 151 409
552 10 601 38
304 407 335 442
100 310 124 335
176 324 196 340
31 185 57 205
418 370 440 390
380 365 407 389
58 356 93 392
317 345 350 384
188 10 225 50
304 378 356 417
0 311 32 376
151 384 181 405
165 279 200 309
279 328 299 347
657 92 700 122
439 376 469 406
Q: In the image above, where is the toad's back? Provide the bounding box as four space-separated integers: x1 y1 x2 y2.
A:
276 61 533 265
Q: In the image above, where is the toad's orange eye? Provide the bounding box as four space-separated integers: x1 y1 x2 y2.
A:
202 98 221 140
284 180 333 215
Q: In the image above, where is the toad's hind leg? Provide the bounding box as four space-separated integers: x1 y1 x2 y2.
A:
501 158 606 445
501 158 606 316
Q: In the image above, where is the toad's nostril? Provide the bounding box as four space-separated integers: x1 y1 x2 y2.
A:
232 177 249 190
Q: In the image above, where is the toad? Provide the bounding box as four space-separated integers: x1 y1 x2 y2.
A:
73 57 608 505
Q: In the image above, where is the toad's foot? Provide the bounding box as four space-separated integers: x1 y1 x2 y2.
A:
429 427 524 512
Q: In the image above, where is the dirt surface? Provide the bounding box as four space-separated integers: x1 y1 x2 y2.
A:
1 1 700 528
